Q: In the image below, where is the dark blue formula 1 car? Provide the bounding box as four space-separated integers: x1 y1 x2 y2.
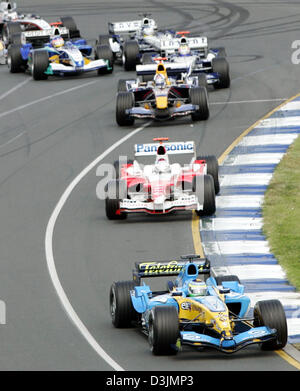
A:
7 26 113 79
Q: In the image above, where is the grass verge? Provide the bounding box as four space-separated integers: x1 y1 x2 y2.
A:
263 136 300 291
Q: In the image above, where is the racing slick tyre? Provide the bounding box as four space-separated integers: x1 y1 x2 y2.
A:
7 44 25 73
105 179 127 220
95 45 114 74
123 40 139 71
194 174 216 216
148 306 179 355
110 281 138 328
32 51 49 80
60 16 81 38
117 79 128 92
214 47 226 57
196 155 220 194
116 92 135 126
190 87 209 121
2 22 22 45
197 73 208 89
215 275 241 285
253 300 288 350
212 57 230 89
97 34 111 46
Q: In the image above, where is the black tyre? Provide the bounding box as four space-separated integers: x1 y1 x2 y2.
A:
7 44 25 73
105 179 127 220
194 174 216 216
110 281 138 327
212 57 230 89
2 22 22 45
197 73 207 88
148 306 179 355
116 92 135 126
32 51 49 80
98 34 111 46
117 79 128 92
214 47 226 57
123 40 139 71
60 16 81 38
253 300 288 350
95 45 113 74
189 87 209 121
196 155 219 194
215 275 241 285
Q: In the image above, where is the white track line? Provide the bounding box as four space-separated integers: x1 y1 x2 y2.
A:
0 80 97 119
0 79 30 102
45 123 150 371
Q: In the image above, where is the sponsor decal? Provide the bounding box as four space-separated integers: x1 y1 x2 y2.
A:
181 301 192 311
135 141 195 155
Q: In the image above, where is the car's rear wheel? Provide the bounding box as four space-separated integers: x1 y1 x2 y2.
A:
116 92 135 126
197 73 207 88
110 281 138 327
7 44 25 73
2 22 22 45
148 306 179 355
32 51 49 80
95 45 114 74
60 16 81 38
123 40 139 71
196 155 219 194
190 87 209 121
212 57 230 89
253 300 288 350
194 174 216 216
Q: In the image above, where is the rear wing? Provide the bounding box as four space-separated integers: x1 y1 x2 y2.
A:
134 141 195 156
133 256 210 282
146 35 208 51
136 62 192 77
21 27 69 44
108 18 157 34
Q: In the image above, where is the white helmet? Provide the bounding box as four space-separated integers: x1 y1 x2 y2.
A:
154 73 166 89
155 158 170 173
178 44 191 56
143 26 154 37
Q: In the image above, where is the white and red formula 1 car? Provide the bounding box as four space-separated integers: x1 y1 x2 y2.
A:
105 138 219 220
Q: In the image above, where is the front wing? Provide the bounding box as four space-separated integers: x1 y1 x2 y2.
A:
46 59 111 75
181 326 277 353
120 195 201 214
127 104 198 120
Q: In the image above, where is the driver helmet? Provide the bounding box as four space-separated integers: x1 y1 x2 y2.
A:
155 158 170 173
143 26 155 37
154 73 166 89
188 280 207 297
178 44 191 56
51 36 64 49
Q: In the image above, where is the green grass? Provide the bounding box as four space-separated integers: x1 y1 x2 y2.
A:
263 135 300 291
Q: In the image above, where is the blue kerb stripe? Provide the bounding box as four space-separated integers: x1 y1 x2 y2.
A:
214 209 263 217
269 109 300 118
231 145 289 154
249 127 300 136
207 254 277 266
219 186 267 195
201 230 266 242
220 164 276 174
288 335 300 343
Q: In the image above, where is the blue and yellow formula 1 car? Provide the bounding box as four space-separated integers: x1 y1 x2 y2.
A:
7 27 113 80
110 255 287 355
